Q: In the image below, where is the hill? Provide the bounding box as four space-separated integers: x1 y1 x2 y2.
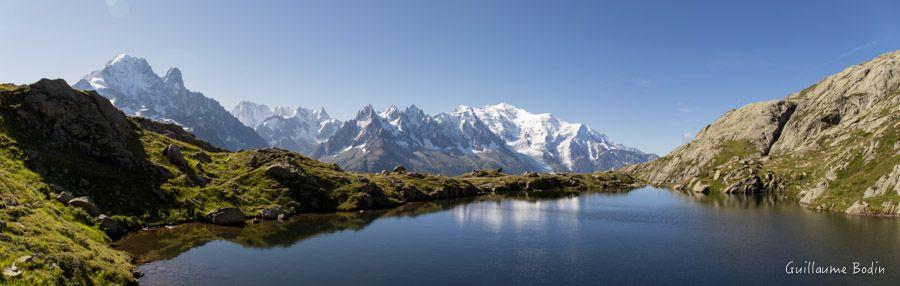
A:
628 51 900 216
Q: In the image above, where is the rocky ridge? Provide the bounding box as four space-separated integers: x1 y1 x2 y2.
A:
628 50 900 216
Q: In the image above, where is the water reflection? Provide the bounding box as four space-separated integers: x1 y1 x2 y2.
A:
451 195 586 233
118 187 900 286
117 198 474 263
117 187 886 264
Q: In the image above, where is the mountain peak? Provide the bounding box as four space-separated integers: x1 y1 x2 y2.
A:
488 102 522 112
77 55 268 150
163 68 185 89
356 104 377 121
379 105 402 122
104 54 152 71
314 107 330 120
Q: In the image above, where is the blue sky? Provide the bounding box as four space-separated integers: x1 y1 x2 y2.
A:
2 0 899 155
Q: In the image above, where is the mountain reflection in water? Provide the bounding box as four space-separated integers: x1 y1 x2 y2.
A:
117 187 900 286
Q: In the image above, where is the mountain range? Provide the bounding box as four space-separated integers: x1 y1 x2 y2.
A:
72 54 655 175
232 101 342 154
233 101 657 174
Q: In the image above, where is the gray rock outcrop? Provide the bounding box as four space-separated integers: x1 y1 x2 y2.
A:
205 207 246 225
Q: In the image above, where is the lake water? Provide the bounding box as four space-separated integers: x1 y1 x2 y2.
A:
117 187 900 285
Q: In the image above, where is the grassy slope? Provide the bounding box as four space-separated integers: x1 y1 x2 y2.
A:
0 121 133 285
0 83 639 284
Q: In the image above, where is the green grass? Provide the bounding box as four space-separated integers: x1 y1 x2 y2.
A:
0 134 135 285
813 125 899 212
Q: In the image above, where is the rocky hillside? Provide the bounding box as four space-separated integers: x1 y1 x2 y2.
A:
73 54 268 151
0 79 639 284
628 50 900 216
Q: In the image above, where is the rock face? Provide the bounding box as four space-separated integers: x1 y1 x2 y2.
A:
2 79 151 169
73 54 268 151
629 50 900 216
205 207 246 225
632 99 796 185
863 165 900 198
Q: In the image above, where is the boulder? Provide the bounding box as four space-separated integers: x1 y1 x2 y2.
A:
194 162 205 174
265 163 300 179
845 201 869 216
430 184 478 199
192 152 212 163
163 144 189 167
15 256 32 264
392 165 406 173
257 206 286 220
478 182 513 193
799 180 828 205
97 215 125 239
722 174 764 193
2 264 21 277
205 207 246 225
862 165 900 199
67 196 101 217
356 182 391 208
247 154 259 168
524 176 563 191
691 183 710 193
54 191 74 204
398 184 428 201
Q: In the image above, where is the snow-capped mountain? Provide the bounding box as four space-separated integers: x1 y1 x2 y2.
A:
73 54 267 150
231 101 298 129
471 103 657 172
313 105 542 175
231 101 342 154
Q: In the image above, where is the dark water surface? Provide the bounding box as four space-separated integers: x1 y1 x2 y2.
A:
117 187 900 285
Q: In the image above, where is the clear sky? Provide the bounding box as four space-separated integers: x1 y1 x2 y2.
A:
2 0 899 155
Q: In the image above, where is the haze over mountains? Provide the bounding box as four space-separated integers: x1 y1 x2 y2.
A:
73 54 656 174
